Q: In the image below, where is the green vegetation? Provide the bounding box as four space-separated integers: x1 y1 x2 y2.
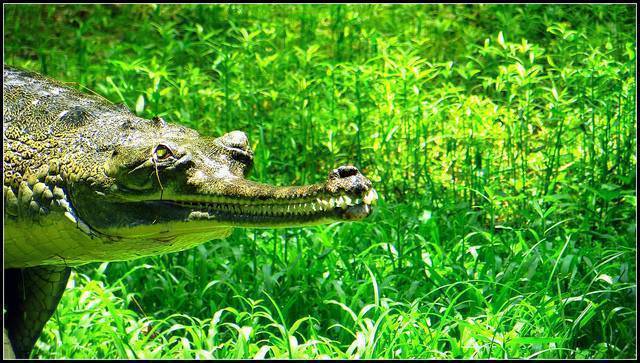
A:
4 4 636 359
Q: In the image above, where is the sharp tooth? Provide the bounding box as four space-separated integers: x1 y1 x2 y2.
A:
343 195 352 206
363 189 378 205
64 211 77 223
337 196 344 206
355 198 362 205
58 199 70 210
329 197 336 208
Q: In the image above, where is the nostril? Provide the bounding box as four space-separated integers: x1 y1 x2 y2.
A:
329 165 360 180
337 166 359 178
326 165 372 195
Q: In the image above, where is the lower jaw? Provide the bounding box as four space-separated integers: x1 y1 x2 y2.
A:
75 196 374 240
96 205 366 241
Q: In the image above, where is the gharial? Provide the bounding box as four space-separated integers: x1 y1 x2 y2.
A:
2 65 377 358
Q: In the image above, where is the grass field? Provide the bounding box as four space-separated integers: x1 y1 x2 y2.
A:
3 4 637 359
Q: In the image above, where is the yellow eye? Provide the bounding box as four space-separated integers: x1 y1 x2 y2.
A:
154 144 173 160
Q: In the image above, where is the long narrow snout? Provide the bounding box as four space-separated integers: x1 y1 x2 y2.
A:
159 165 378 228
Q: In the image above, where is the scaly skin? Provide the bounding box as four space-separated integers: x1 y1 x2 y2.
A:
2 65 377 357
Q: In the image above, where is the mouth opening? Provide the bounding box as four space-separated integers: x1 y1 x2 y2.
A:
155 188 378 226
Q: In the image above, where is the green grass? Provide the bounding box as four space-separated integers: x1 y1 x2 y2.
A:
4 4 637 359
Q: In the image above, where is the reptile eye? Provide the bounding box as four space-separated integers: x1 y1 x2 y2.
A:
154 144 174 160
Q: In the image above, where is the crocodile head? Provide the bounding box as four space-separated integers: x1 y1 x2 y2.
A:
70 118 377 246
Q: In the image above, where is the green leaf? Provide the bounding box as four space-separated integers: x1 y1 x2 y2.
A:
497 31 506 48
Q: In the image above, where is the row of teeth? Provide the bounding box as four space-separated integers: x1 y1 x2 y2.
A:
165 188 379 206
180 189 377 217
